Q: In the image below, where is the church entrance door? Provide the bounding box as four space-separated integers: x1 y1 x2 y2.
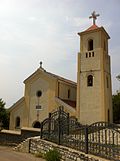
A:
33 121 41 128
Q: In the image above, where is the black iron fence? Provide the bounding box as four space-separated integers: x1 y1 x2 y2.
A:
41 106 120 161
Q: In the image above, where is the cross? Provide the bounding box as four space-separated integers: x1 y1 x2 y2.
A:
40 61 42 68
89 11 100 25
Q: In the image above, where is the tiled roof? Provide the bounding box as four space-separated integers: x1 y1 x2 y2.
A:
78 25 110 39
61 99 76 108
86 24 99 31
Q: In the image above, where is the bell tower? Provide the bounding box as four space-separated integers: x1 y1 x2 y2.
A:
76 11 113 124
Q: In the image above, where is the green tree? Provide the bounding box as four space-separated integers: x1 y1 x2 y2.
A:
116 74 120 81
112 92 120 123
0 98 9 129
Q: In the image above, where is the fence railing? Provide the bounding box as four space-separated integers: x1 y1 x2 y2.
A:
41 106 120 161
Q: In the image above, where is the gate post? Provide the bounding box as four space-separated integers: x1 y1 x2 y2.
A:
85 125 88 154
48 113 51 139
58 107 61 145
40 122 43 139
28 138 31 153
67 113 69 135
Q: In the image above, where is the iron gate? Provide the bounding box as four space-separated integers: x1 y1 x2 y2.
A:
41 106 120 160
41 106 69 144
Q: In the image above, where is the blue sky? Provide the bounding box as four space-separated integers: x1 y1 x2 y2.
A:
0 0 120 107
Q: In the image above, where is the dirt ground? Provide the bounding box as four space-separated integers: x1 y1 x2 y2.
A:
0 146 45 161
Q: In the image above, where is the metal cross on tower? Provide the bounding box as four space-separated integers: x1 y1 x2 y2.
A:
89 11 100 25
40 61 42 68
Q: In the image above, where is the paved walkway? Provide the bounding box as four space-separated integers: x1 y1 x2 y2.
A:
0 146 45 161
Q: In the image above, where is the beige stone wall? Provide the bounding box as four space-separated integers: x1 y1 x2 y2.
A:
24 71 60 127
9 69 76 130
28 77 50 127
80 49 101 71
79 71 102 124
103 55 113 122
58 81 76 101
77 27 112 124
9 99 25 130
80 31 101 52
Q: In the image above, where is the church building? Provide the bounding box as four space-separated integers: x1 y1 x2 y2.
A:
9 66 76 130
9 12 113 130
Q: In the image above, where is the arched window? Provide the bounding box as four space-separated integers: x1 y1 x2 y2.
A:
15 116 20 128
68 89 70 99
87 75 93 86
106 76 109 88
104 40 106 51
108 109 110 122
33 121 41 128
88 39 93 51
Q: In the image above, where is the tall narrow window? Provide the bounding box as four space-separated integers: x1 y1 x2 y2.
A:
68 89 70 99
33 121 41 128
15 116 20 128
87 75 93 86
108 109 110 122
89 52 91 57
106 76 109 88
88 39 93 51
104 40 106 51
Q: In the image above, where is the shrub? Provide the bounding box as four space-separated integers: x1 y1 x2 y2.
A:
44 149 61 161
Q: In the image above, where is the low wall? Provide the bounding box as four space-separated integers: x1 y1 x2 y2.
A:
15 136 108 161
0 130 21 145
0 128 40 146
21 127 40 140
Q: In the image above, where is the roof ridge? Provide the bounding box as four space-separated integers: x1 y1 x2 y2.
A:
46 71 76 85
24 67 76 85
86 24 99 31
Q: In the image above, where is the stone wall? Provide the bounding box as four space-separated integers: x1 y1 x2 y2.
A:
15 136 108 161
